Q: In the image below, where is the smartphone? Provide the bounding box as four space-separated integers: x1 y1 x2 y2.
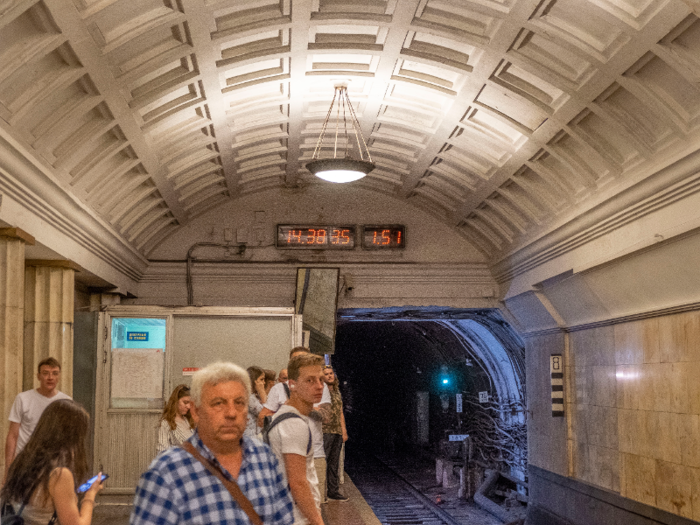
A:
76 473 109 494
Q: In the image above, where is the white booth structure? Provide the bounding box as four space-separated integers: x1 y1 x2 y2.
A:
93 306 302 493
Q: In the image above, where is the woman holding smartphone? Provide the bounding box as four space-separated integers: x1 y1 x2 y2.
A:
0 399 104 525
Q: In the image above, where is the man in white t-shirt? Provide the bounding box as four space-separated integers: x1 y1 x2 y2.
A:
259 347 331 503
3 357 71 481
267 353 325 525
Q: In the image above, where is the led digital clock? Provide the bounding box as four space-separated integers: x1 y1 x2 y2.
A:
362 225 405 249
277 225 356 249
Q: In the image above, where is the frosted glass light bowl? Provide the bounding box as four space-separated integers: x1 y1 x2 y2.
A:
306 158 375 183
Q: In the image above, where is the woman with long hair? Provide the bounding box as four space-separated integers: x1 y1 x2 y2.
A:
157 384 194 453
245 366 267 438
0 399 104 525
263 369 276 394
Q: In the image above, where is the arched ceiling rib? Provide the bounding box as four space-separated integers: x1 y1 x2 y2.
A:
1 0 699 257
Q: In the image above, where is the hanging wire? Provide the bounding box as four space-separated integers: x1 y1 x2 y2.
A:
344 87 372 163
342 88 350 158
312 87 339 159
334 86 342 158
310 84 372 163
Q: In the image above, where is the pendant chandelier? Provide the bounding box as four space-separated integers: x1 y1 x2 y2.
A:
306 83 375 183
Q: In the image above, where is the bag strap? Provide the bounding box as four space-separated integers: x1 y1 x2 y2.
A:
265 412 312 455
181 442 263 525
283 383 290 399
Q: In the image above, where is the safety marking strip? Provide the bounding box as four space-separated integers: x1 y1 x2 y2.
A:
550 354 564 417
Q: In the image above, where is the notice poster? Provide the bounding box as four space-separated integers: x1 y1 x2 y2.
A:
111 348 164 399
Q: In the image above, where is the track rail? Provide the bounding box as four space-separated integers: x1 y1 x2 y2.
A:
348 454 464 525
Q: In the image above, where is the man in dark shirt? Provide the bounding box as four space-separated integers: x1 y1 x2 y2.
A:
322 366 348 501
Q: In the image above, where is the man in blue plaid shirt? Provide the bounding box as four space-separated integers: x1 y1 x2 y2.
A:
131 362 294 525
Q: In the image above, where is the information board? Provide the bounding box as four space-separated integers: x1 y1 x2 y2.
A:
111 348 163 400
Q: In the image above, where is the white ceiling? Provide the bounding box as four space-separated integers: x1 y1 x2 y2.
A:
1 0 699 259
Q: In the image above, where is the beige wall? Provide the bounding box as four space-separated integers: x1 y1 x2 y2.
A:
504 228 700 522
148 186 485 263
522 312 700 521
588 315 699 519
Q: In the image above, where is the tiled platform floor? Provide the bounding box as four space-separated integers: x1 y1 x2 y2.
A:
91 473 379 525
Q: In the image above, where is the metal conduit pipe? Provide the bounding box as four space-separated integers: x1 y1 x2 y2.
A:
186 242 241 305
183 244 422 305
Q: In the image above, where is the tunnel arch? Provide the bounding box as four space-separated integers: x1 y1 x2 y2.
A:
336 307 525 404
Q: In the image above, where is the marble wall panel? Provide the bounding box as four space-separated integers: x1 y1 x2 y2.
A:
572 403 588 443
657 311 700 364
679 414 700 469
589 443 620 492
527 305 700 522
573 439 589 482
574 441 619 491
586 404 618 450
590 365 616 407
617 408 636 455
652 412 681 465
642 316 660 364
573 364 591 405
687 360 700 415
648 362 673 413
655 460 694 519
613 320 644 365
570 325 615 368
670 362 692 414
615 364 643 410
620 452 656 507
567 312 700 522
691 467 700 522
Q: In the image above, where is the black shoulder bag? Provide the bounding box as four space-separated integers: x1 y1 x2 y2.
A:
1 493 58 525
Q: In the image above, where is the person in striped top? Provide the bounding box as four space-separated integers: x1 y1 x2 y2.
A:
156 384 194 453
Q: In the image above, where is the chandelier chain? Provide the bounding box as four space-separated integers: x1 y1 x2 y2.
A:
311 85 372 163
312 88 339 159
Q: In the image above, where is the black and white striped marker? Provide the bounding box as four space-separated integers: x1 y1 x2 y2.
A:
550 354 564 417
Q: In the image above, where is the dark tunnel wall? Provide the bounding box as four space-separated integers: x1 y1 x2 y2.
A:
333 320 491 451
332 308 526 464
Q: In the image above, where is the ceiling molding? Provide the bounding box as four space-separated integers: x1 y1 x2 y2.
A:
0 127 148 286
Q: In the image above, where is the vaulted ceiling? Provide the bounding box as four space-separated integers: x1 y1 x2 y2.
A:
2 0 699 259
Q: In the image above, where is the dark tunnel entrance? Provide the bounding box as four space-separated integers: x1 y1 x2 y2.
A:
331 307 527 482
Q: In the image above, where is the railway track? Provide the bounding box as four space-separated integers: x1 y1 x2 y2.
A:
347 454 468 525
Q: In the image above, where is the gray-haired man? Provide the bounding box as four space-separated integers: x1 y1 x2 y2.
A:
131 362 294 525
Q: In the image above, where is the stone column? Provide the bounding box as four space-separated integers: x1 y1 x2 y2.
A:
0 228 34 476
24 260 80 396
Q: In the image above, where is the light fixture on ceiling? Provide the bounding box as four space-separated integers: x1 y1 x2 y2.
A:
306 82 375 183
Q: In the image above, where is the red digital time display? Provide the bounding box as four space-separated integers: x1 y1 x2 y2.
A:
362 225 405 249
276 225 355 249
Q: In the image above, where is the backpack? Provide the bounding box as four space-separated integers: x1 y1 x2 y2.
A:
262 412 312 455
1 501 57 525
1 501 24 525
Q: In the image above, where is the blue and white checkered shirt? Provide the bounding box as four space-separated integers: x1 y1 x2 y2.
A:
130 431 294 525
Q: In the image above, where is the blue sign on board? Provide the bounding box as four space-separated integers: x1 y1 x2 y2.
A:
127 332 149 341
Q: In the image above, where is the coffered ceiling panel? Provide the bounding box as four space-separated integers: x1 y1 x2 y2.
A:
1 0 699 258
